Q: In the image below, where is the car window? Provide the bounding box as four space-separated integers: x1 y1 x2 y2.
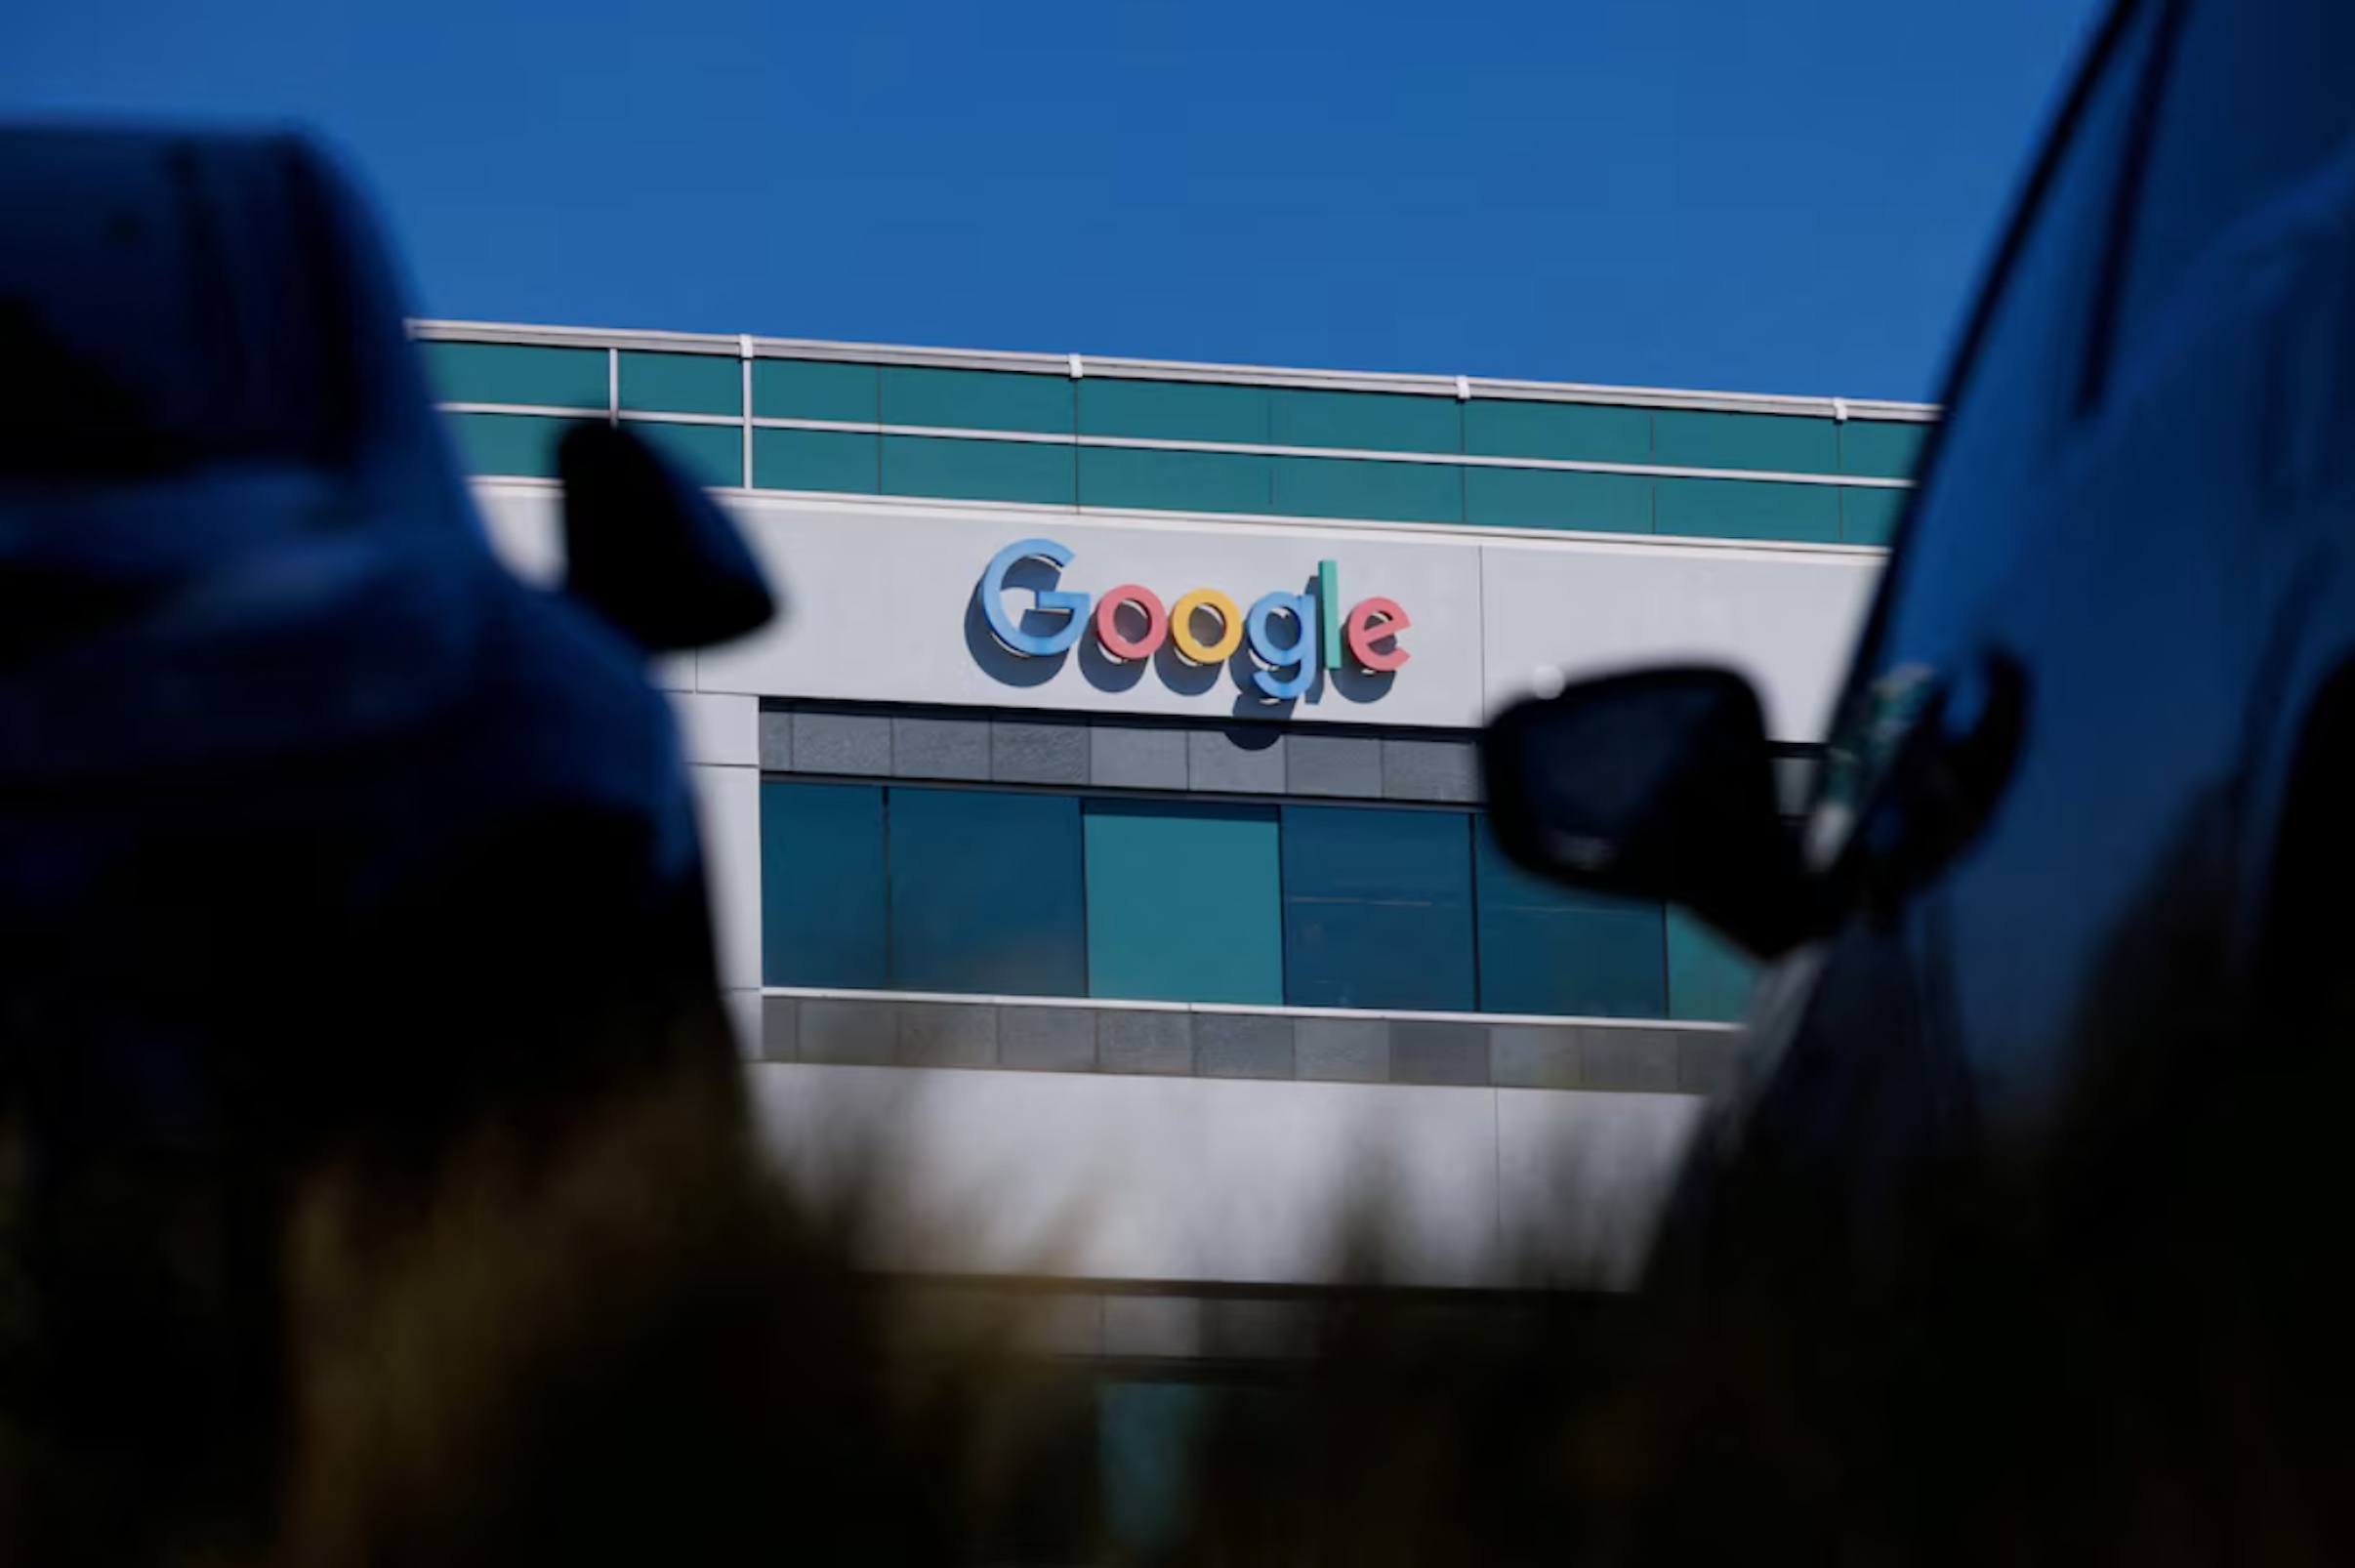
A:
2103 0 2355 375
1806 2 2161 867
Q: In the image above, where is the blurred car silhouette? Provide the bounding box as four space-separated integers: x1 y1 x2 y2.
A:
1484 0 2355 1280
0 120 773 1551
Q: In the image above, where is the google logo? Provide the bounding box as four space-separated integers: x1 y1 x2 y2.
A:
978 537 1410 700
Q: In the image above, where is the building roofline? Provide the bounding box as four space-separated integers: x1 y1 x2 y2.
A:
409 317 1941 424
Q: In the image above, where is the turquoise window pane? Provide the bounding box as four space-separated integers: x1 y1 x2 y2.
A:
1079 446 1271 515
1464 467 1651 533
888 788 1085 996
1080 379 1269 444
762 782 887 988
443 411 577 477
882 435 1075 506
1282 805 1474 1011
754 428 878 493
629 420 741 489
422 342 605 409
1100 1383 1211 1561
752 359 878 422
618 351 739 416
882 366 1073 434
1839 420 1928 477
1474 823 1664 1016
1840 486 1907 546
1653 410 1839 475
1084 800 1281 1004
1269 389 1461 454
1270 456 1461 524
1464 400 1652 464
1666 908 1755 1022
1654 477 1840 543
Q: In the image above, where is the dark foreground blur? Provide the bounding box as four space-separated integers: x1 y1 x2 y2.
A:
3 880 2329 1568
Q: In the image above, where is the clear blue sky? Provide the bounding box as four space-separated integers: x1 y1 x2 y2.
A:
11 0 2102 400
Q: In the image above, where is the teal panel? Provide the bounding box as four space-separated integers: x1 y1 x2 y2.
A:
1269 456 1461 524
1474 824 1665 1016
754 428 878 493
882 366 1073 434
762 782 887 989
1464 400 1652 464
1464 467 1651 533
752 359 878 422
1269 389 1461 454
1840 486 1907 546
1080 379 1269 444
1653 477 1840 543
1084 800 1281 1005
1079 446 1272 515
1652 410 1839 475
881 435 1075 505
1100 1383 1212 1561
422 342 606 410
630 420 741 489
443 411 576 477
1839 420 1929 477
617 351 739 416
1666 908 1755 1022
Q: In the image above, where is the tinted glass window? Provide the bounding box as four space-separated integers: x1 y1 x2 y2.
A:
761 782 887 988
1281 805 1474 1011
1084 800 1282 1005
2108 1 2355 363
888 788 1086 996
1474 821 1665 1017
1818 7 2161 846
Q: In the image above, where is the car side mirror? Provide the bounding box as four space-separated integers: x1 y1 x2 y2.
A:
1481 666 1817 958
555 421 776 653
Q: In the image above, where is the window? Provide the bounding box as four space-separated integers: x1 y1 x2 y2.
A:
888 789 1086 996
617 351 738 416
1664 908 1755 1022
421 342 604 409
1651 410 1837 475
1861 3 2164 696
761 782 886 988
1084 800 1282 1004
881 367 1072 434
1281 805 1474 1011
2106 0 2355 367
1474 822 1664 1016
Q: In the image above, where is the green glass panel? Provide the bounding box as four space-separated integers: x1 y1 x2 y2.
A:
1653 410 1839 474
1282 805 1475 1011
617 351 739 416
1840 486 1907 546
889 789 1086 996
1653 477 1840 543
752 359 878 422
1084 800 1281 1005
762 782 887 989
1079 446 1272 515
1269 389 1461 454
1080 379 1269 444
1474 823 1665 1016
881 435 1075 506
630 420 741 489
443 411 576 477
1464 400 1652 464
1100 1383 1212 1561
1839 420 1929 477
882 366 1073 434
1464 467 1651 533
1269 456 1461 524
754 428 879 493
422 342 606 410
1666 908 1755 1022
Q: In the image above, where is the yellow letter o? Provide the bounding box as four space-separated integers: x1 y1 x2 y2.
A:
1169 589 1243 666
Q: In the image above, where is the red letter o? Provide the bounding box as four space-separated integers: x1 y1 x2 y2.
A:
1093 584 1168 661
